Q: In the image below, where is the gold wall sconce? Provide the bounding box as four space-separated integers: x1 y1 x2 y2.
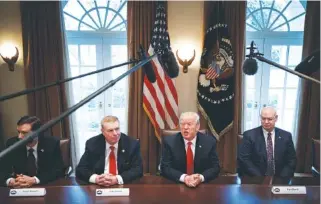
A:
176 49 196 73
0 43 19 72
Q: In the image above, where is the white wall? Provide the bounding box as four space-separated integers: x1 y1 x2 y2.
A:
168 1 204 114
0 1 28 142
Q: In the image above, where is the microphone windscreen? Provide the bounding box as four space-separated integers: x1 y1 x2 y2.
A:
139 45 156 83
295 49 320 76
242 58 258 75
159 50 179 78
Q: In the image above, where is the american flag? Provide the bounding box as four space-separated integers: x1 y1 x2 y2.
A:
205 60 220 79
143 2 179 141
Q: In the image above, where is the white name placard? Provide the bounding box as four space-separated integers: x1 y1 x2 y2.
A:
96 188 130 196
9 188 46 197
271 186 307 194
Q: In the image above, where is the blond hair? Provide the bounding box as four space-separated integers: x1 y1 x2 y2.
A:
101 116 119 127
179 112 200 124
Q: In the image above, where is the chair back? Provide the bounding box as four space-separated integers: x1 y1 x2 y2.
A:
60 139 72 177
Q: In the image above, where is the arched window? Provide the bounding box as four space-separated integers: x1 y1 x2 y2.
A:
243 0 306 145
62 0 128 161
63 0 127 31
246 0 305 32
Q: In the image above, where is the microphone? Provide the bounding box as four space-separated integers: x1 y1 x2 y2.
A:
242 58 258 75
139 44 179 83
242 41 259 75
295 49 320 76
139 45 157 83
158 47 179 78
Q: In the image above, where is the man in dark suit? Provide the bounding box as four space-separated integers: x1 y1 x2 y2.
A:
160 112 220 187
1 116 64 187
76 116 143 186
238 107 297 177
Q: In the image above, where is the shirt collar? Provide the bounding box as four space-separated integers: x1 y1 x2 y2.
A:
27 142 38 151
183 135 197 146
106 141 119 150
262 128 275 136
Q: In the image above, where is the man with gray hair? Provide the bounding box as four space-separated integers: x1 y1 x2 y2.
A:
238 106 296 177
76 116 143 186
161 112 220 187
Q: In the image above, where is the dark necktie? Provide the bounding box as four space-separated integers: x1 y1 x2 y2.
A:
27 148 37 177
186 142 194 175
109 146 117 175
266 132 275 176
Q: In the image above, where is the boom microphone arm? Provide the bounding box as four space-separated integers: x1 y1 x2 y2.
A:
0 59 139 102
0 54 156 161
246 41 320 85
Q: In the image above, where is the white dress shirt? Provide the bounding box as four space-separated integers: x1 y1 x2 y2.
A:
89 141 124 185
6 142 40 186
179 136 205 183
262 128 275 158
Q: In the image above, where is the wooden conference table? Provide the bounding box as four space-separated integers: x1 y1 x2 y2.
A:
0 175 319 203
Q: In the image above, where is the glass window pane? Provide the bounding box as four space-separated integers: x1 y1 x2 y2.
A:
269 68 285 88
64 1 85 20
70 66 80 77
286 72 299 88
289 14 305 31
83 15 98 29
283 1 305 24
96 0 108 7
80 45 96 66
268 89 284 110
79 1 96 11
284 89 298 109
283 109 295 133
64 15 80 31
245 75 255 89
271 46 287 65
68 45 79 66
88 10 101 28
288 46 302 66
80 23 95 31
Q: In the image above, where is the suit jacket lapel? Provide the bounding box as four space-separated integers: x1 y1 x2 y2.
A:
274 128 281 163
37 141 44 169
117 134 128 172
95 135 106 174
177 134 187 171
259 127 267 163
194 133 202 171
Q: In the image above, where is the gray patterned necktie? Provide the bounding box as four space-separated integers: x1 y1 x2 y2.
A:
266 132 275 176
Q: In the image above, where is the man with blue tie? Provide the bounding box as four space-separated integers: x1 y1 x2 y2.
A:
1 116 64 187
238 106 297 177
160 112 220 187
76 116 143 186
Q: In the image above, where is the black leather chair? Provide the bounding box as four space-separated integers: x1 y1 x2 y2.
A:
60 139 72 177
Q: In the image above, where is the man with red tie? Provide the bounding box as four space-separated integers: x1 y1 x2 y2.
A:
238 106 297 177
76 116 143 186
160 112 220 187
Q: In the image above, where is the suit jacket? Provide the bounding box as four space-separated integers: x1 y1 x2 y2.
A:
0 135 64 186
160 132 220 182
76 133 143 183
237 126 297 177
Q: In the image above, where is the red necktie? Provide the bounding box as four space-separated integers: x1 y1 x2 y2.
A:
186 142 194 175
109 146 117 175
